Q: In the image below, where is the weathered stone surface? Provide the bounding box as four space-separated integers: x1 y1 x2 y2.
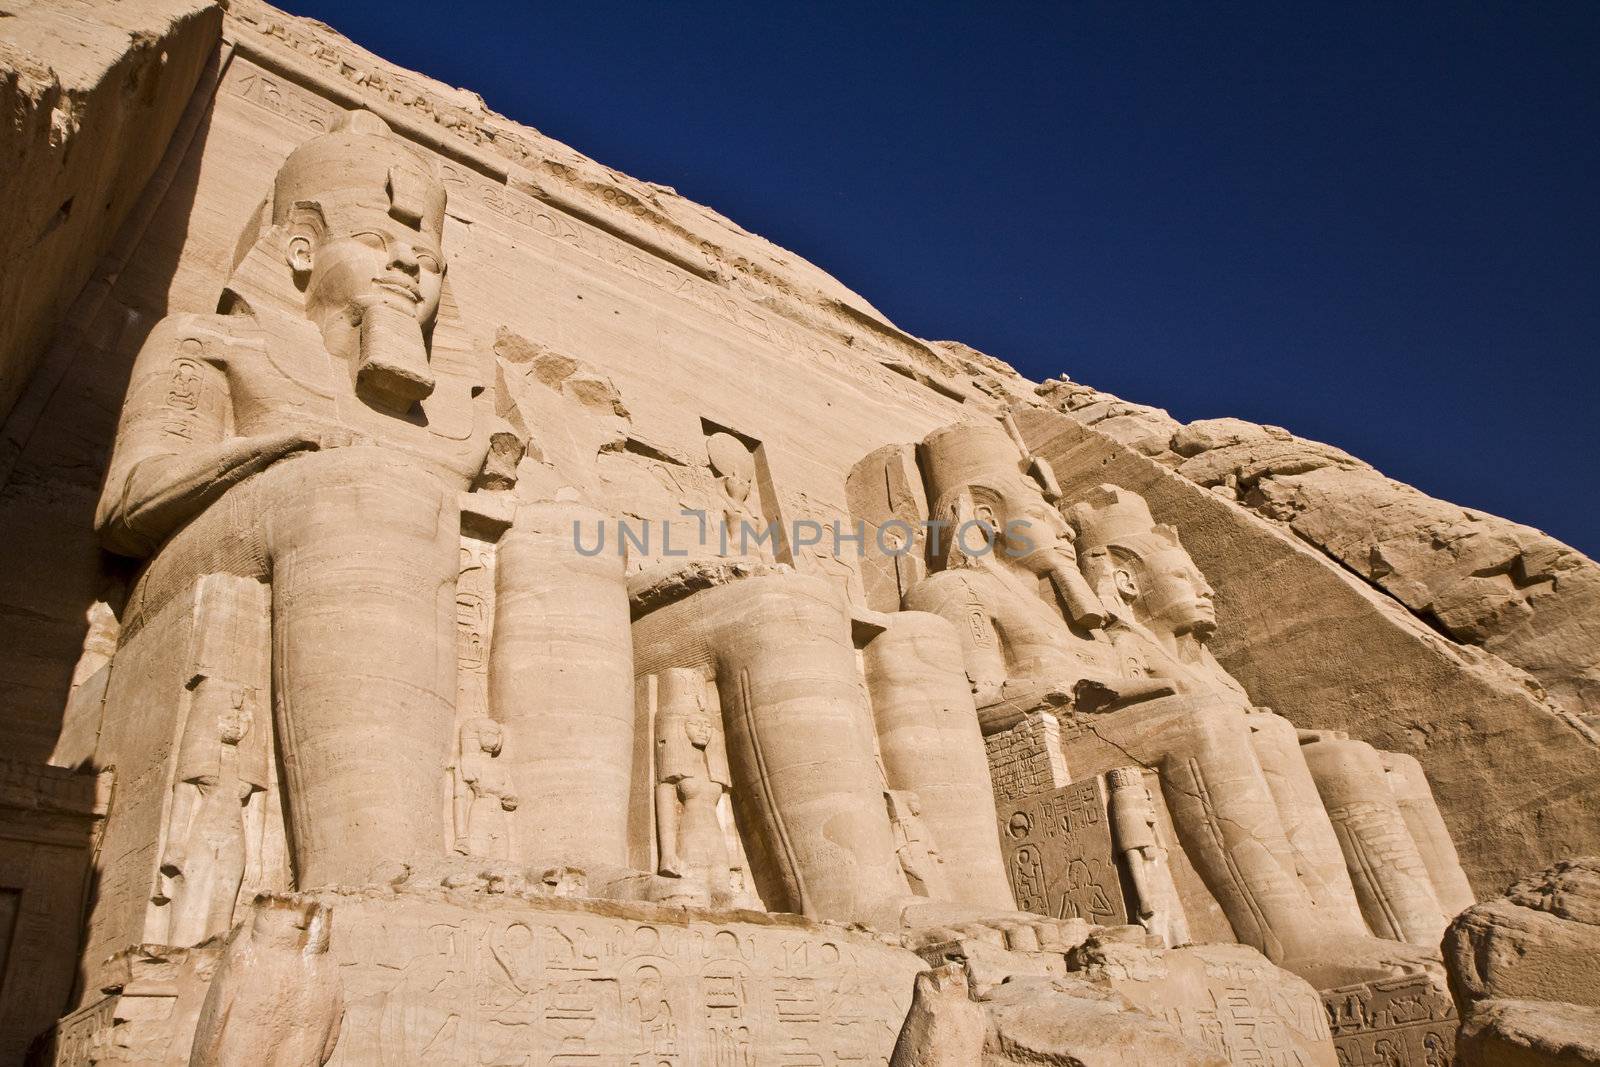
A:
1037 376 1600 732
0 0 222 424
1323 973 1457 1066
0 1 1594 1063
1016 404 1600 896
1446 857 1600 1067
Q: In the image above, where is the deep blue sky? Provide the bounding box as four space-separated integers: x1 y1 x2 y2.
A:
282 1 1599 556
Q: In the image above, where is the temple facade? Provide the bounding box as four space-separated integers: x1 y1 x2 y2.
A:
2 3 1598 1064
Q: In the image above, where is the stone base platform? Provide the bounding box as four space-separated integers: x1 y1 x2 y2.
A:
39 887 925 1066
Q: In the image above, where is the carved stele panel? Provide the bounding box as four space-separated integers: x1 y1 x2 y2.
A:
1321 975 1456 1067
984 711 1069 808
322 891 923 1066
1000 776 1128 927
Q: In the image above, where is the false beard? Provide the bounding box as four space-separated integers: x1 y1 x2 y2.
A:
356 299 435 413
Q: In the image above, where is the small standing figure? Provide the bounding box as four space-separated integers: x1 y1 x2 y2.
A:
1106 766 1190 947
654 668 736 905
158 677 268 947
452 717 518 859
706 431 767 559
886 790 949 899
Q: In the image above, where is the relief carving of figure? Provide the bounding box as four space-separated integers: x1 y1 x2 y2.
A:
157 677 268 947
451 717 517 860
653 668 737 906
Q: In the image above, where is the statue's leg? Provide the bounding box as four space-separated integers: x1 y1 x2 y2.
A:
864 611 1015 912
1301 734 1448 946
1380 751 1476 916
490 502 635 872
262 447 458 887
1246 709 1369 937
1090 697 1322 963
705 573 908 923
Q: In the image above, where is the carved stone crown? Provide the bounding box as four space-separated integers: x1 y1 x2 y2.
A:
917 419 1032 519
1068 483 1175 558
272 108 447 235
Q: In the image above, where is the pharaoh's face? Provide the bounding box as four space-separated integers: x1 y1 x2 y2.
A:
303 210 445 327
685 718 713 748
1129 544 1216 639
1002 496 1072 574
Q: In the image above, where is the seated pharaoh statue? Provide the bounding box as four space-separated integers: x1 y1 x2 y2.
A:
902 419 1459 990
95 110 524 894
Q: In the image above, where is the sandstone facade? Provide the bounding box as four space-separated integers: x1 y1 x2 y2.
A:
0 3 1595 1065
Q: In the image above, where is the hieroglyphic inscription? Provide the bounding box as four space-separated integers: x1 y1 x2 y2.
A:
984 712 1069 807
1141 951 1334 1067
227 65 342 133
455 537 495 721
326 896 920 1066
1323 975 1456 1067
1000 776 1126 926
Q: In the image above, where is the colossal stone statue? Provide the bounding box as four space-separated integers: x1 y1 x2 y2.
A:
632 562 1034 937
96 110 510 888
902 419 1458 987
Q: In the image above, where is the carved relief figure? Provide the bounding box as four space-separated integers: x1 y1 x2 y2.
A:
885 790 948 899
654 668 737 906
97 110 510 888
157 677 269 948
706 430 768 558
451 717 517 860
1106 765 1190 947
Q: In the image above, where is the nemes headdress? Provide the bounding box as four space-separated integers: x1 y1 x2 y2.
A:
271 109 446 237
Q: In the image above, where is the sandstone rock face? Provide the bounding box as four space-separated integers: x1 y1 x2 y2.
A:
0 0 222 422
1037 376 1600 732
0 2 1594 1065
1445 857 1600 1066
1016 404 1600 896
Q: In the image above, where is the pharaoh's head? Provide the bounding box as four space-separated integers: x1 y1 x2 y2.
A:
919 420 1074 573
272 110 447 330
1070 484 1217 640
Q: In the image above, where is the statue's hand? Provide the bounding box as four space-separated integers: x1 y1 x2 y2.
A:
500 792 519 812
267 427 374 456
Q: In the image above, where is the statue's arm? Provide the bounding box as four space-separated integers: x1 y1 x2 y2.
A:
94 317 326 558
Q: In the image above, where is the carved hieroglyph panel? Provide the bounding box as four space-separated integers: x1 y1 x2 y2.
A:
1322 974 1455 1067
999 777 1128 927
325 894 922 1066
